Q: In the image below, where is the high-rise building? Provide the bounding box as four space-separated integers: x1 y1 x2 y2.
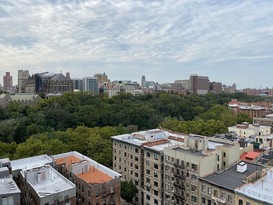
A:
3 72 13 91
73 78 84 91
94 73 109 83
141 75 146 87
83 77 98 94
189 74 210 95
18 70 30 93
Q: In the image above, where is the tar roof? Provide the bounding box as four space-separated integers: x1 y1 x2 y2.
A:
202 162 264 191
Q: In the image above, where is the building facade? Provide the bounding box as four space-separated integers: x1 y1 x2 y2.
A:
53 151 121 205
83 77 99 94
18 70 30 93
3 72 13 91
189 74 210 95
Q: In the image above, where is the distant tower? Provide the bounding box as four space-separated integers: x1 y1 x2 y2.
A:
3 72 13 90
141 75 146 87
18 70 30 93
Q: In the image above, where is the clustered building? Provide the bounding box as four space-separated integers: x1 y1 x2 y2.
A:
112 128 273 205
228 99 273 118
0 151 121 205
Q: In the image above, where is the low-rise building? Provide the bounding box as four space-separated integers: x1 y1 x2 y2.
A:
53 151 122 205
19 165 76 205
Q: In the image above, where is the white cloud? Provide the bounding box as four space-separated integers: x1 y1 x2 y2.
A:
0 0 273 88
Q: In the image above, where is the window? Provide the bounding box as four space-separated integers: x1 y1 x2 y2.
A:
146 178 150 183
154 163 158 169
208 187 212 194
202 185 206 192
154 199 158 205
146 160 150 166
146 169 150 175
239 199 243 205
202 197 206 204
223 152 226 157
135 172 138 178
146 186 150 192
154 181 158 187
228 195 232 203
154 190 158 196
64 196 69 203
147 152 150 157
135 148 139 153
191 163 197 171
191 195 197 202
88 190 91 197
146 195 150 200
154 154 158 160
154 172 158 178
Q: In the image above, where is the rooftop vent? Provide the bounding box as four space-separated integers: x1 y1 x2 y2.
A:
237 162 247 173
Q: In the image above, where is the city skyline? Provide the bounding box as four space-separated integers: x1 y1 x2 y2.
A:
1 0 273 89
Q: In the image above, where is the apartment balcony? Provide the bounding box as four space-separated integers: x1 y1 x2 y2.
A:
174 192 185 200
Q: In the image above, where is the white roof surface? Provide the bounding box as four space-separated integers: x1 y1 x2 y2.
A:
0 177 21 195
11 155 53 171
21 165 75 198
236 168 273 204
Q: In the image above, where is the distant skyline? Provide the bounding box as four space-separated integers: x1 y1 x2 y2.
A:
1 0 273 89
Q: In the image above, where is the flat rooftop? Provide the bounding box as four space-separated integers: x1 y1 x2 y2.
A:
11 155 53 171
21 165 75 198
55 155 113 184
53 151 121 182
202 162 264 191
0 177 21 196
236 168 273 204
111 129 186 149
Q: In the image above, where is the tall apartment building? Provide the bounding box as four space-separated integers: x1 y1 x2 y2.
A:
112 129 186 205
53 151 121 205
18 70 30 93
189 74 210 95
3 72 13 91
163 135 240 205
210 81 222 94
83 77 99 94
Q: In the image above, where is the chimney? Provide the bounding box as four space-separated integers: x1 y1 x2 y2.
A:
202 137 208 155
66 72 70 78
237 162 247 173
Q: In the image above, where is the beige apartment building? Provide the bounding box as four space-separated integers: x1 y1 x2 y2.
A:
163 135 240 205
112 129 186 205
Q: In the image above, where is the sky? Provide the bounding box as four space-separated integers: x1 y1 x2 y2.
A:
1 0 273 89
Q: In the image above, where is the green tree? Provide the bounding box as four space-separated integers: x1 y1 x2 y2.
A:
121 180 138 204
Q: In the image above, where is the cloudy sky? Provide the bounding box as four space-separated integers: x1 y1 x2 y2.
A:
1 0 273 89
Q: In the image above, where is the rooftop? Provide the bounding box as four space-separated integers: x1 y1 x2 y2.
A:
236 168 273 204
202 162 264 191
240 151 260 161
111 129 186 149
0 177 21 196
11 154 53 171
21 165 75 198
53 151 121 182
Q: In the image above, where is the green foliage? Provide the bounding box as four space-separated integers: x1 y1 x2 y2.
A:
121 180 138 203
0 92 268 164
